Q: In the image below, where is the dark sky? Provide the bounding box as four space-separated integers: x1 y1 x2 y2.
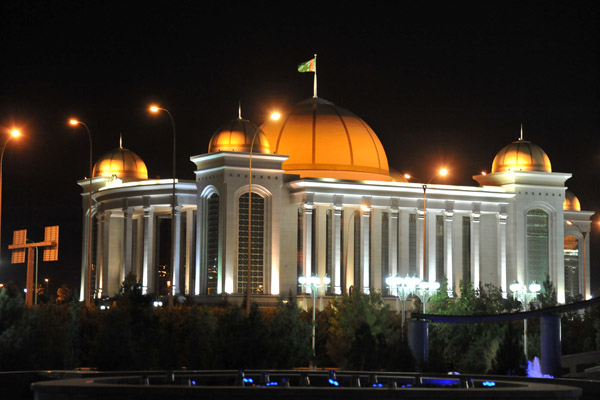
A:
0 1 599 295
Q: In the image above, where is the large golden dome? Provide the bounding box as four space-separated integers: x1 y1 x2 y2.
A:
93 147 148 180
209 118 270 154
260 98 391 181
491 140 552 173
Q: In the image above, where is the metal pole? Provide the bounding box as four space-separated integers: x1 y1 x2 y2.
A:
0 134 18 261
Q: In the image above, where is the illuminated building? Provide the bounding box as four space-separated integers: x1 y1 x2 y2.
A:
78 97 593 303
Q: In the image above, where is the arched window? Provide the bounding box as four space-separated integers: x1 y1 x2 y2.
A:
563 235 579 300
238 193 265 294
206 193 220 294
527 209 549 284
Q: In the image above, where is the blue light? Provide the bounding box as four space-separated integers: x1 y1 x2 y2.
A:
372 383 383 387
243 378 254 383
482 381 496 387
266 382 278 386
191 380 196 385
328 379 340 386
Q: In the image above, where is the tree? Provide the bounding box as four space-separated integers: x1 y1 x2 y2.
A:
327 291 391 369
57 284 73 304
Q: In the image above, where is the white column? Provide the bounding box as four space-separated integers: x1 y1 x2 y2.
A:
497 209 508 297
303 197 314 282
417 199 425 280
172 205 182 295
389 207 399 278
332 200 343 295
95 210 105 298
185 209 194 295
471 205 481 290
361 206 371 293
444 201 454 295
142 205 154 294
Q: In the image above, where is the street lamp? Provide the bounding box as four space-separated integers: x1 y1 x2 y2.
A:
405 168 448 281
149 105 177 307
414 279 441 314
69 119 93 306
0 128 21 260
298 274 331 370
510 280 541 359
385 274 421 333
566 220 588 300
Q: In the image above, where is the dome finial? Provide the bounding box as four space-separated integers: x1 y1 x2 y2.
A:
119 133 123 149
238 101 242 120
520 124 524 141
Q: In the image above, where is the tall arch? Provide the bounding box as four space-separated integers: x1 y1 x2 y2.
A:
563 234 580 300
198 186 221 294
234 185 273 295
526 208 549 285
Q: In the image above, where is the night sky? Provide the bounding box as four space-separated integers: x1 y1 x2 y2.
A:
0 1 598 295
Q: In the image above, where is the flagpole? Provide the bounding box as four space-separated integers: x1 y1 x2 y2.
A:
313 53 318 98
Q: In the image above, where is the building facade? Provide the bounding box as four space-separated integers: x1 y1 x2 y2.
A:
78 97 593 304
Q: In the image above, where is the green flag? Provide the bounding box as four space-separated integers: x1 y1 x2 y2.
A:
298 57 316 73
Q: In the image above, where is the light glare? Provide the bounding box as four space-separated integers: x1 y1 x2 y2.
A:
270 112 281 121
10 129 21 138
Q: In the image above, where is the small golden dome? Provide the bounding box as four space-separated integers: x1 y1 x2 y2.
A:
260 98 391 181
563 191 581 211
208 118 270 153
491 140 552 173
93 147 148 180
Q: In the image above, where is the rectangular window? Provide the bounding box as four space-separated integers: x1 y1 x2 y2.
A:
527 209 549 284
381 211 389 294
462 216 471 284
409 213 416 276
436 215 444 282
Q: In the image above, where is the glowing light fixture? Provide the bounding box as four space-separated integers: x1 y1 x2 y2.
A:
0 127 23 260
270 111 281 121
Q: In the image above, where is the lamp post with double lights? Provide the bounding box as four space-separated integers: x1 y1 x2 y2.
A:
385 274 421 334
566 220 588 300
404 169 448 281
0 128 21 261
149 105 177 307
298 274 331 370
69 119 94 306
414 279 441 314
510 280 541 359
